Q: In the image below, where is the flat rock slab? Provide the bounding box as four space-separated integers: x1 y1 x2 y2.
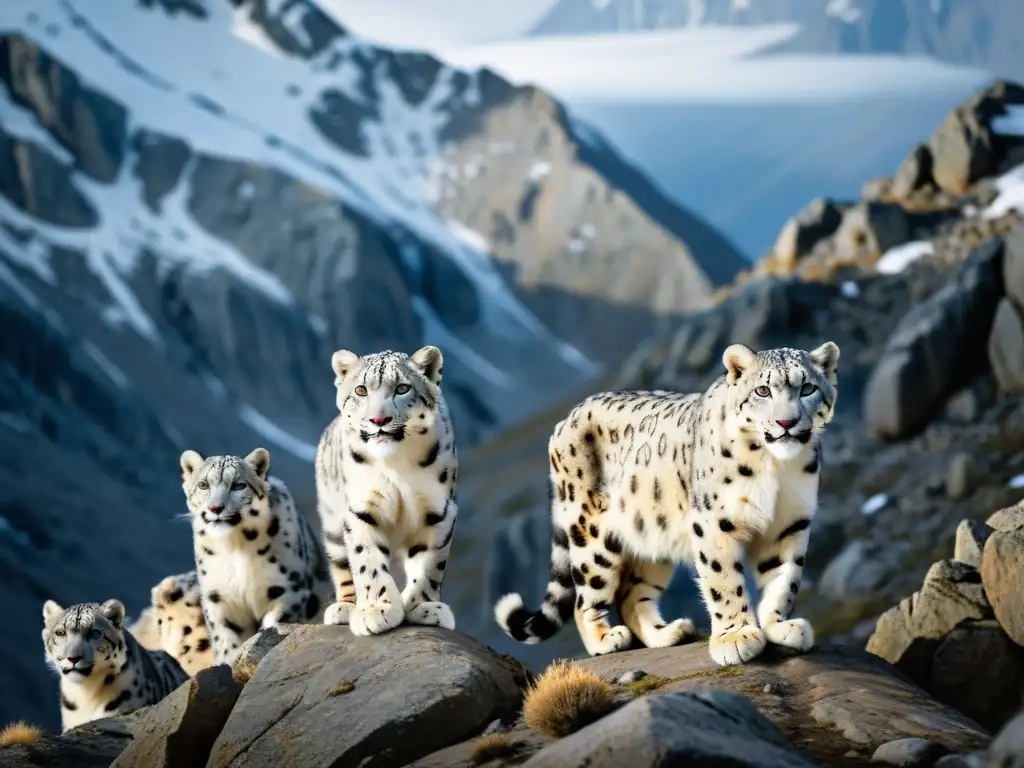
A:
574 642 989 766
206 625 531 768
521 690 816 768
981 529 1024 646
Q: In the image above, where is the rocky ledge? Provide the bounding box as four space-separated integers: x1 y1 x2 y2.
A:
4 620 1023 768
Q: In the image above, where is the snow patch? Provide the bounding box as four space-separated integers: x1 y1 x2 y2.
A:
991 106 1024 137
825 0 861 23
447 219 491 254
1009 474 1024 490
875 240 934 274
984 163 1024 220
861 493 888 516
237 404 317 462
839 281 860 299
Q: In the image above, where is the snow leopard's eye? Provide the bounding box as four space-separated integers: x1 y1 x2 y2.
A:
395 383 411 395
800 383 818 397
198 481 209 490
354 385 368 397
754 385 771 398
231 482 246 491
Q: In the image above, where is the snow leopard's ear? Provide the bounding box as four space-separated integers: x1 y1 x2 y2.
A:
411 345 443 386
723 343 757 385
244 447 271 482
99 599 126 630
180 450 205 482
810 341 840 377
331 350 360 385
42 600 64 629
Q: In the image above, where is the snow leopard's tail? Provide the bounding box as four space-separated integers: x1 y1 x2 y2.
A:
493 508 575 645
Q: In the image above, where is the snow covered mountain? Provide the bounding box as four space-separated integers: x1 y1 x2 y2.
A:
530 0 1024 80
0 0 744 728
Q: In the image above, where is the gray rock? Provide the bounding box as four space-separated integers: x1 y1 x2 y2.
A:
890 144 935 200
111 664 242 768
231 623 299 684
0 131 100 227
1003 223 1024 309
946 454 976 500
871 737 949 767
943 379 997 423
772 197 844 269
937 754 984 768
986 500 1024 532
953 520 994 568
817 540 889 600
988 298 1024 395
833 202 910 264
928 81 1024 195
519 690 816 768
981 529 1024 647
207 626 530 768
866 559 992 671
930 621 1024 734
863 177 893 202
616 669 648 685
863 237 1005 439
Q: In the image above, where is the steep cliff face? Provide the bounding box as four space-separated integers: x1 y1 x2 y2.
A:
0 0 743 729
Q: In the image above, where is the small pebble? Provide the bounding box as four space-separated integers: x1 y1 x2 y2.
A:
615 669 647 685
763 683 773 694
871 737 949 766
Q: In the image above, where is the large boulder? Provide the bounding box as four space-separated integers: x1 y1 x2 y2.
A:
863 237 1005 439
206 625 531 768
832 202 910 265
1004 223 1024 309
518 690 816 768
890 144 935 200
866 559 993 675
981 528 1024 647
111 664 243 768
928 80 1024 195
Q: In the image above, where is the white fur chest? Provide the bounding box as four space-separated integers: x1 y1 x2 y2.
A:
210 544 276 616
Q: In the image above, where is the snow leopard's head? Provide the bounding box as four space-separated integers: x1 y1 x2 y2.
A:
330 346 443 461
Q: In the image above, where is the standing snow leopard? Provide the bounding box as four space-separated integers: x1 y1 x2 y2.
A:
494 341 839 666
179 447 333 665
42 599 188 731
315 346 458 636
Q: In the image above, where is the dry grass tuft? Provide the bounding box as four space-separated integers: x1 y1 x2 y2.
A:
624 665 744 696
470 733 526 765
0 721 43 748
522 661 618 738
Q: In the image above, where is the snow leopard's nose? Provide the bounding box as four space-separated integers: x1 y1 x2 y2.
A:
369 416 392 427
776 418 799 430
66 656 82 665
208 504 224 513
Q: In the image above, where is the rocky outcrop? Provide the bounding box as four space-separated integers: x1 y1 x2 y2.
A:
14 626 1003 768
866 499 1024 734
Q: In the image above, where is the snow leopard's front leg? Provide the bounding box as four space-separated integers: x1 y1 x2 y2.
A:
402 498 457 630
689 495 766 666
201 593 252 666
260 582 315 629
750 506 815 652
320 497 356 626
345 500 404 636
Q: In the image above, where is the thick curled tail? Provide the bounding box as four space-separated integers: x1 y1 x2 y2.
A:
494 591 570 645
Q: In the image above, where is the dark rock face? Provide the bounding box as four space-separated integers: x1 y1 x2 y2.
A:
863 238 1004 440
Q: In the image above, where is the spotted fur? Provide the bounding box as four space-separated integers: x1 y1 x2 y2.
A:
139 571 215 676
180 448 333 666
316 346 458 636
42 599 188 732
494 342 840 666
